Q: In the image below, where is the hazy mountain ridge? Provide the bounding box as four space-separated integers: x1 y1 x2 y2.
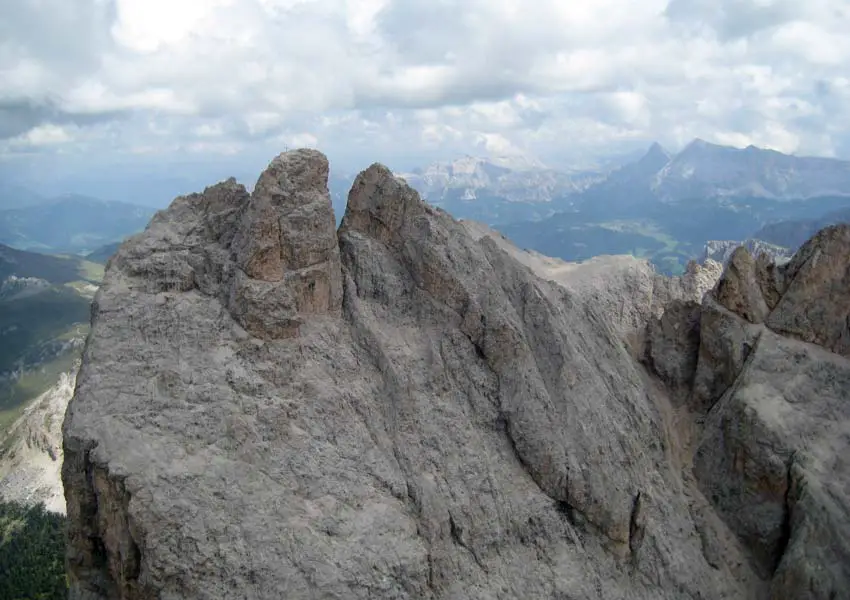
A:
0 184 49 211
497 141 850 273
0 243 102 284
391 155 606 225
702 239 793 265
699 206 850 267
651 139 850 202
396 155 602 202
752 206 850 249
84 242 123 265
0 194 154 255
392 139 850 227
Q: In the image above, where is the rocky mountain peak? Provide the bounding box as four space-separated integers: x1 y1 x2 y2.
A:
651 139 850 200
340 162 429 244
62 149 850 600
644 141 670 161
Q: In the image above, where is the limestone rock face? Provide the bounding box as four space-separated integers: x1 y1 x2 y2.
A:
62 150 849 600
694 330 850 586
714 247 771 324
690 296 763 413
702 238 793 267
648 224 850 599
765 224 850 356
0 369 76 514
644 299 702 397
461 220 723 346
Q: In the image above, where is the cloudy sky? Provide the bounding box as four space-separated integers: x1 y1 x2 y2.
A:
2 0 850 202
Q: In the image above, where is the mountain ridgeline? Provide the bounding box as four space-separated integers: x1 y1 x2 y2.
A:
396 140 850 275
62 149 850 600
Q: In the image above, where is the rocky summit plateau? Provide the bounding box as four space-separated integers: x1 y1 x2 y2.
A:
62 149 850 599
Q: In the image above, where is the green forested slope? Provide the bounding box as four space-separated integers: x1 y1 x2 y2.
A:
0 500 66 599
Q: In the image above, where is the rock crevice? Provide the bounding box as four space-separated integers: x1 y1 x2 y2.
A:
644 225 850 598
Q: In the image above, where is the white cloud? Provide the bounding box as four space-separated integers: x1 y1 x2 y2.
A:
111 0 235 53
1 0 849 179
286 132 319 148
474 133 524 157
18 124 75 146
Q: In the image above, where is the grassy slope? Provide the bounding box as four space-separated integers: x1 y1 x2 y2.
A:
0 245 102 435
0 329 87 434
84 241 122 265
0 244 102 284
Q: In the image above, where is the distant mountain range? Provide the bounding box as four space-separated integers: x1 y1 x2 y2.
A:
492 140 850 273
372 140 850 233
3 139 850 273
752 206 850 249
392 157 605 225
0 194 153 255
321 141 850 273
0 184 48 211
699 206 850 269
0 244 101 285
650 139 850 202
84 241 122 265
701 238 794 266
397 155 602 202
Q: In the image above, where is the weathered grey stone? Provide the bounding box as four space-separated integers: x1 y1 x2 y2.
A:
702 239 793 267
644 299 702 398
463 221 722 352
765 224 850 357
0 370 76 513
714 246 771 324
691 296 762 413
693 329 850 596
685 225 850 600
62 149 850 600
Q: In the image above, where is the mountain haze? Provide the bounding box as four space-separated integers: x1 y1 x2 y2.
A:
652 139 850 201
394 156 604 225
0 195 154 255
500 140 850 274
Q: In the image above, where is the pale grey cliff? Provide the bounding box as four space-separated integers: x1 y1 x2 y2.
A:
0 369 76 513
461 220 722 351
703 239 793 267
645 230 850 598
62 149 850 600
395 156 600 204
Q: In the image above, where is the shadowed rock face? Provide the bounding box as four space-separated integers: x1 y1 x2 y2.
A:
645 226 850 598
63 150 849 600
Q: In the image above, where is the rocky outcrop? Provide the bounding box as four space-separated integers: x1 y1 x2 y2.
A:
644 299 702 398
63 150 849 600
462 220 722 345
0 369 76 513
765 225 850 356
644 225 850 598
703 239 793 267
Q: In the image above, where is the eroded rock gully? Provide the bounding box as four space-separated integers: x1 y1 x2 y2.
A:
62 149 850 600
